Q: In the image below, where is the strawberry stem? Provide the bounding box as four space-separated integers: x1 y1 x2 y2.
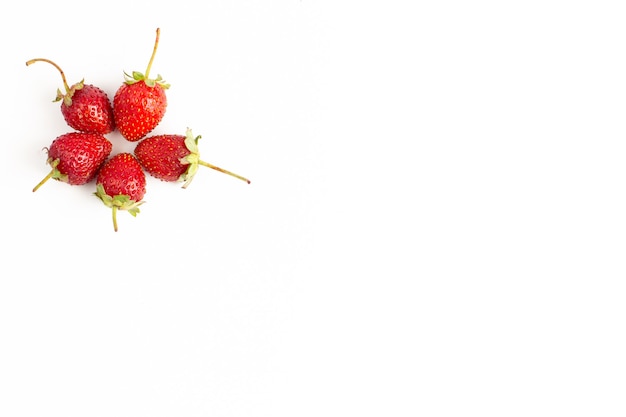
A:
32 169 55 192
33 158 60 192
144 28 161 80
26 58 70 93
112 206 119 232
197 160 251 185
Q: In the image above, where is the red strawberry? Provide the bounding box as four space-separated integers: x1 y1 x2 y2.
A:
94 153 146 232
26 58 115 134
113 28 170 142
33 132 113 192
134 128 251 188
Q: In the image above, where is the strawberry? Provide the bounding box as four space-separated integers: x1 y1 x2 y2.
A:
94 153 146 232
26 58 115 134
33 132 113 192
113 28 170 142
134 128 251 188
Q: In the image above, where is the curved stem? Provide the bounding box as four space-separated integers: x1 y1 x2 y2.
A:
144 28 161 79
25 58 70 93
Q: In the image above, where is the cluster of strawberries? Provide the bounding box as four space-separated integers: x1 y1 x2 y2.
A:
28 28 250 232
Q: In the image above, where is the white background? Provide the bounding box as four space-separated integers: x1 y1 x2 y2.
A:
1 1 625 416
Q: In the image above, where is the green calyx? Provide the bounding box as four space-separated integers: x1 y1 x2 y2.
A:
47 157 68 182
94 183 143 214
179 128 202 189
123 71 170 89
94 183 144 232
54 79 84 106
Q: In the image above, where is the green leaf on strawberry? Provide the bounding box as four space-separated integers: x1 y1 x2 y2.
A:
54 79 84 106
94 183 143 214
179 128 202 188
47 158 67 182
123 71 170 89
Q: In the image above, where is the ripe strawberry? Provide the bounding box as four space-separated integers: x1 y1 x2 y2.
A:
113 28 170 142
33 132 113 192
94 153 146 232
134 128 251 188
26 58 115 134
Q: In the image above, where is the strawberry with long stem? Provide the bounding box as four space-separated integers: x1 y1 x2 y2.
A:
113 28 170 141
134 128 250 188
26 58 115 134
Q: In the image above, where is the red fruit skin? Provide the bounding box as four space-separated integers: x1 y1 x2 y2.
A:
61 85 115 134
113 82 167 142
96 153 146 201
47 132 113 185
134 134 189 182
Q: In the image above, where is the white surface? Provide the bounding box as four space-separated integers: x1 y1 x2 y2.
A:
1 1 626 416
